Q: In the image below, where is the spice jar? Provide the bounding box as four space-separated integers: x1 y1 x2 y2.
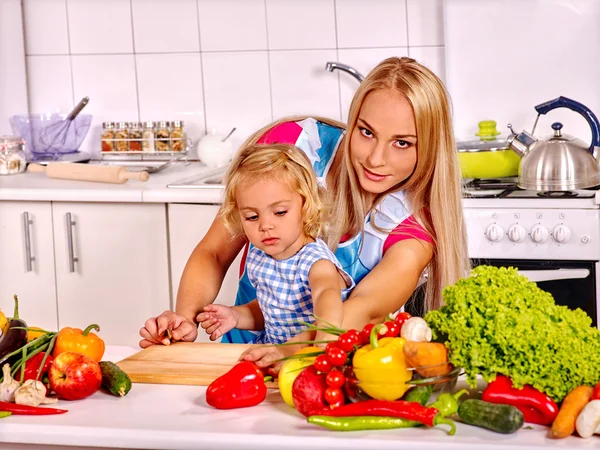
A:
170 120 185 152
128 122 143 152
142 121 155 152
155 121 170 152
115 122 129 152
101 122 115 152
0 135 27 175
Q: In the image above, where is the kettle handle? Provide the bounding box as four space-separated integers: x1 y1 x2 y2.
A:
534 96 600 153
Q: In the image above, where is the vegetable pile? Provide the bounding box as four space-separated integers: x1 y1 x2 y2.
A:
425 265 600 402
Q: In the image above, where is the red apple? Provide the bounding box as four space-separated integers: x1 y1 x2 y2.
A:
48 352 102 400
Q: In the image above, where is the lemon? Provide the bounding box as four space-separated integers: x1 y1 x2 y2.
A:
278 346 320 407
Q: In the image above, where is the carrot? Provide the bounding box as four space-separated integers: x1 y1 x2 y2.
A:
550 385 594 439
402 341 453 378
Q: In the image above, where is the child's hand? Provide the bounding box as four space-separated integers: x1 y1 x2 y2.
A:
197 304 238 341
239 345 287 375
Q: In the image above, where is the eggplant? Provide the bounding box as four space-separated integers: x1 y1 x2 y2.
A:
0 295 28 366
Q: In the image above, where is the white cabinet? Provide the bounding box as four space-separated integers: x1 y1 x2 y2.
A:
0 201 58 331
168 204 242 343
52 202 171 346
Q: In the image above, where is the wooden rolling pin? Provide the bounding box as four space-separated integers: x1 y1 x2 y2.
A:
27 163 149 184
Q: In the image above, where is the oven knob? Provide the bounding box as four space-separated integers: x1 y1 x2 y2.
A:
530 224 549 243
552 225 571 244
507 224 527 242
485 224 505 242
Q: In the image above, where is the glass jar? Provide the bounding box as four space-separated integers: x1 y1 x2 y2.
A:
115 122 129 152
101 122 115 152
0 135 27 175
155 121 170 152
142 121 155 152
170 120 185 152
128 122 143 152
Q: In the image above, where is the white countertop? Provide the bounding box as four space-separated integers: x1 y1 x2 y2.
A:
0 346 593 450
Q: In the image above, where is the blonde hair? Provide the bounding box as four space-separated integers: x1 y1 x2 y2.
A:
220 143 326 241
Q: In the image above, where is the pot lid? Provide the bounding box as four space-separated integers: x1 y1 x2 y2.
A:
457 120 510 152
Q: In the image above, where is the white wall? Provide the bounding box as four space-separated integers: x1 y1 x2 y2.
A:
21 0 445 158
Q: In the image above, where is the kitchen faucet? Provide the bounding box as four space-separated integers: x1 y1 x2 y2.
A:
325 62 364 83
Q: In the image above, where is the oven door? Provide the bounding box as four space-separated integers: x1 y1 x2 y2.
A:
472 259 598 327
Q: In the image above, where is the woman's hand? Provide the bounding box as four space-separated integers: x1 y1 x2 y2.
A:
139 310 198 348
197 304 238 341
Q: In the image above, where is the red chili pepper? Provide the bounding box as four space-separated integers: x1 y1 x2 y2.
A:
15 352 54 382
482 374 559 425
0 401 67 415
206 361 267 410
310 399 454 430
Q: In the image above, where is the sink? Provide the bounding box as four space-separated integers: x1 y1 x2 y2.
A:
167 167 226 189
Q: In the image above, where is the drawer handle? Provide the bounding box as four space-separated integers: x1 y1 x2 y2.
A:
22 212 35 272
66 212 78 273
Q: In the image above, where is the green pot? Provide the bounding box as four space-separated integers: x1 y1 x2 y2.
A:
458 148 521 179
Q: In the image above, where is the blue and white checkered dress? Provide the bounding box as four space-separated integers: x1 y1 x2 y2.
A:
246 238 354 345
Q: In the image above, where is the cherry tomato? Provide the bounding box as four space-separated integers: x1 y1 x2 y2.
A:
314 354 333 373
394 312 413 332
325 346 347 366
329 399 345 409
324 387 343 405
337 331 360 352
325 341 340 353
360 323 375 345
325 369 346 388
382 321 400 338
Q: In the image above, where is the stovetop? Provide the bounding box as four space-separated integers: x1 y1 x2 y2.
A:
462 178 598 199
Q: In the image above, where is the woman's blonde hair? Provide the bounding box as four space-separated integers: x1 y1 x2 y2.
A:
219 143 326 241
237 57 470 311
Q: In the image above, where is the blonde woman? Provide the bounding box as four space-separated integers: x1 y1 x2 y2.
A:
197 143 353 345
140 57 470 365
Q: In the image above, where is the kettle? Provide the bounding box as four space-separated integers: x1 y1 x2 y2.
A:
507 96 600 191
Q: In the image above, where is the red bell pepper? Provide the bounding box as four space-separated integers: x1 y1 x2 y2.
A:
592 379 600 400
15 352 54 383
206 361 267 410
482 374 559 425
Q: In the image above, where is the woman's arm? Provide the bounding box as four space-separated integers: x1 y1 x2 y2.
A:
341 239 433 331
308 260 346 343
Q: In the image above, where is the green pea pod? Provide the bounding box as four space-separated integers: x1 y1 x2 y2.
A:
0 411 12 419
403 385 434 406
308 415 420 431
430 389 468 417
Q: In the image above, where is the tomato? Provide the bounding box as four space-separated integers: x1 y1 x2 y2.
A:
382 321 400 338
325 341 340 353
592 380 600 400
325 346 347 366
337 331 360 352
324 387 343 405
314 354 333 373
394 312 413 332
360 323 375 345
325 369 346 388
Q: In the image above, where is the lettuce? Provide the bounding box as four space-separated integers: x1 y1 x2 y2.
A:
425 265 600 402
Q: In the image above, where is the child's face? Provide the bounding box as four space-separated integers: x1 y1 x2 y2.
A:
236 177 308 260
350 88 418 195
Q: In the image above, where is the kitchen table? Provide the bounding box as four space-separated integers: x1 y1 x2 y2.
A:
0 346 594 450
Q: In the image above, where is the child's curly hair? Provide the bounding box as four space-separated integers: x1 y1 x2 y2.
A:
219 143 326 240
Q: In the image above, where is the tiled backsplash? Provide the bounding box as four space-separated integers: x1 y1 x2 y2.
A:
21 0 444 158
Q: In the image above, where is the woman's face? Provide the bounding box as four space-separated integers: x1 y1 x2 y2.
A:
349 89 418 195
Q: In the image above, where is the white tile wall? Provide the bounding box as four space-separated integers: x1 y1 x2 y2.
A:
20 0 445 158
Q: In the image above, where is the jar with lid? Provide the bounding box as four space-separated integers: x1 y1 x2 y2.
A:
170 120 185 152
0 135 27 175
115 122 129 152
142 121 155 152
128 122 143 152
101 122 115 152
155 121 170 152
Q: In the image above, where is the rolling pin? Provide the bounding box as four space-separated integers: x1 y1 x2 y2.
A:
27 163 149 184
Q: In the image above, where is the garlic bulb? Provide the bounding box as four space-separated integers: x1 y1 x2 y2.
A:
400 317 433 342
0 364 19 402
14 379 57 406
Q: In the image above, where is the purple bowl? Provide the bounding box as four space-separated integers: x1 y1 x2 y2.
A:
10 113 92 156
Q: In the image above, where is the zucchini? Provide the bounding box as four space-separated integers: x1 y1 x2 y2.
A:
458 399 523 434
99 361 132 397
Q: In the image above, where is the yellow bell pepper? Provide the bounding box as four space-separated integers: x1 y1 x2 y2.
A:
53 323 105 362
352 324 412 401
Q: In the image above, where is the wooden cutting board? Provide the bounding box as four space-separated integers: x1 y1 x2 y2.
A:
117 342 278 388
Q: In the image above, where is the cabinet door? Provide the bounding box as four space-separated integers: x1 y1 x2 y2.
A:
0 201 58 330
168 204 243 343
52 202 170 346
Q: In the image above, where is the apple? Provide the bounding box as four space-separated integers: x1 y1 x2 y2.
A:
48 352 102 400
278 346 319 407
291 365 328 417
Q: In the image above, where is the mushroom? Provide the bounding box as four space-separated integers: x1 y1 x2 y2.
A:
576 399 600 438
400 317 433 342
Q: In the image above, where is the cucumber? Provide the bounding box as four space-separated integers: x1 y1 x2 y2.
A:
458 399 523 434
99 361 132 397
402 385 433 405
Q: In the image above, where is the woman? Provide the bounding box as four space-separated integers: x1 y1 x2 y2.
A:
139 57 470 364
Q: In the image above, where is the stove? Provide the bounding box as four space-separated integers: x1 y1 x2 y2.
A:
462 178 600 327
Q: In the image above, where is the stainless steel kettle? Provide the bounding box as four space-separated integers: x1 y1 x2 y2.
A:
507 96 600 191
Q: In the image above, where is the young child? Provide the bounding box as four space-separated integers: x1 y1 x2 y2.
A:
197 143 354 345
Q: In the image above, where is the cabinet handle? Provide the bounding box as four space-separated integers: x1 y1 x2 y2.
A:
22 212 35 272
66 212 78 273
